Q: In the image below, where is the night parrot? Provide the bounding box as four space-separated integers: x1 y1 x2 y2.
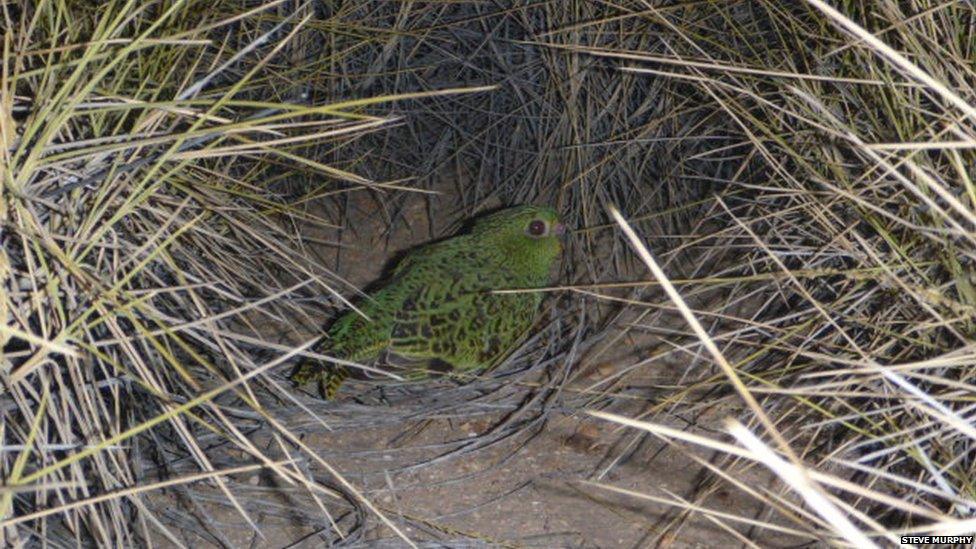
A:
289 204 565 398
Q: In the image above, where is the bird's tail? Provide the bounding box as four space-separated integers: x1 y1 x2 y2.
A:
289 339 349 399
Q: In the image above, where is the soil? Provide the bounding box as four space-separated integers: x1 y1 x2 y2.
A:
150 190 803 548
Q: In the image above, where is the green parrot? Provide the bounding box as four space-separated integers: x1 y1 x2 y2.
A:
290 204 565 398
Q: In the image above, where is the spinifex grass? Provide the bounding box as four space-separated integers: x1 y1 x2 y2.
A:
0 1 490 545
7 0 976 545
560 0 976 544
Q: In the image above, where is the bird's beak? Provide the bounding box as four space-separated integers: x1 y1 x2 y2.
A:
554 222 567 236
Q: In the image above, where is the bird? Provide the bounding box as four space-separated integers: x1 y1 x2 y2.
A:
289 204 565 398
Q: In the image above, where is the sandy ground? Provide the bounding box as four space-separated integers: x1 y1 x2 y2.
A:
149 191 803 548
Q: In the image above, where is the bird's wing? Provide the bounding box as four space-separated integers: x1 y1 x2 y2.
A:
389 276 538 369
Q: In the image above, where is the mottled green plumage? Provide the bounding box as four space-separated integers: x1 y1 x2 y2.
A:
290 205 564 398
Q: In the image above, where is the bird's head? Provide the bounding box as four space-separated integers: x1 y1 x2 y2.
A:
471 205 565 277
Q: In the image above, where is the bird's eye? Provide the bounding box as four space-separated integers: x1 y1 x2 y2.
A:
526 219 547 236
